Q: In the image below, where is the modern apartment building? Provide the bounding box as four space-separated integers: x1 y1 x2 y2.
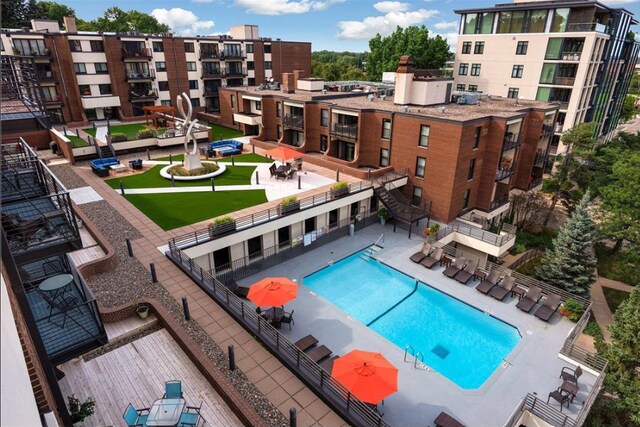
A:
453 0 639 154
218 57 558 224
0 18 311 127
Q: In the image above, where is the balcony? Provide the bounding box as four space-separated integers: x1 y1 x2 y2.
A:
560 51 582 61
221 50 245 59
555 76 576 86
528 177 543 190
129 89 158 102
534 151 547 166
125 69 155 82
200 50 221 60
496 164 515 181
36 70 56 83
566 22 608 34
203 87 219 97
43 95 63 105
202 68 223 79
331 123 358 140
233 112 262 126
502 133 520 151
224 67 247 77
122 48 152 60
542 123 555 136
283 114 304 129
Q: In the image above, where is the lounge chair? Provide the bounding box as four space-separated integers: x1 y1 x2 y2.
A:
410 243 432 263
420 247 444 269
434 411 465 427
123 403 150 427
164 380 183 399
560 365 583 383
489 276 516 301
443 257 466 278
227 279 250 298
516 286 543 312
454 259 479 284
294 334 318 351
476 270 501 294
534 293 562 321
319 355 339 373
305 345 332 363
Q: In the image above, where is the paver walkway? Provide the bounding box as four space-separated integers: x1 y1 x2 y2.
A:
589 276 634 343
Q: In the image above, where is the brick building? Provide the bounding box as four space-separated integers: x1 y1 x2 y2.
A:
0 18 311 127
219 57 558 223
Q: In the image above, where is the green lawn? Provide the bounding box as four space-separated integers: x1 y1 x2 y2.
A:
82 123 164 141
105 165 256 189
209 124 243 141
66 135 90 148
154 153 271 163
124 190 267 230
595 245 640 286
602 287 630 313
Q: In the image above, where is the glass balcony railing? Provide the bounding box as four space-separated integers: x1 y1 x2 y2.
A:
566 23 608 34
331 123 358 140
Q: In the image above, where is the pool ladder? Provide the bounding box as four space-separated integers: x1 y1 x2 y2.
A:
359 244 383 262
404 345 425 369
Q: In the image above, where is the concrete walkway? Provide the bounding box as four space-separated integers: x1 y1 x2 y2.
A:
589 276 634 343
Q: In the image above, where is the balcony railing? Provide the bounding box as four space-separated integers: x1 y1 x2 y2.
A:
43 95 63 104
534 151 547 166
433 220 516 248
555 76 576 86
561 51 582 61
202 68 223 78
224 67 247 77
542 123 555 136
566 22 608 34
528 177 543 190
283 114 304 129
502 133 520 151
222 50 245 59
204 87 219 97
121 48 152 59
199 50 221 60
496 164 515 181
331 123 358 140
129 89 158 102
125 69 155 81
36 70 56 83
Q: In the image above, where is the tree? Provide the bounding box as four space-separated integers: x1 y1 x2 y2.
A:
92 7 169 33
36 1 76 26
620 95 637 122
510 192 549 231
1 0 25 28
535 192 597 297
629 73 640 96
366 26 450 81
587 286 640 426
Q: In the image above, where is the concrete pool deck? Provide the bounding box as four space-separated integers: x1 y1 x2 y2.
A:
237 225 597 427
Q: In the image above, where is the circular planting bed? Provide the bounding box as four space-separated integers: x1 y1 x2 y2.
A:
159 161 227 181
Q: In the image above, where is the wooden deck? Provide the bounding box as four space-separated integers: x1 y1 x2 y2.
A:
67 228 105 267
105 314 157 342
58 329 243 427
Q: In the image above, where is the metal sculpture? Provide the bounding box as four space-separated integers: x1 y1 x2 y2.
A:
175 92 203 171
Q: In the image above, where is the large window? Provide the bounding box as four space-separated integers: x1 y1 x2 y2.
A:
255 101 261 111
90 40 104 52
184 42 195 52
474 42 485 54
461 42 472 54
516 41 528 55
265 61 272 70
79 85 91 96
264 44 272 53
459 63 468 75
415 157 426 178
457 84 466 91
471 64 481 76
540 63 555 83
468 85 478 92
99 84 112 95
419 125 430 147
381 119 391 139
74 63 87 74
545 38 563 59
247 61 254 70
69 40 82 52
321 109 328 127
158 81 169 91
551 8 570 32
153 41 164 52
380 148 389 167
246 44 253 53
188 80 198 90
463 12 494 34
13 39 45 55
473 127 481 149
512 65 524 78
498 10 547 33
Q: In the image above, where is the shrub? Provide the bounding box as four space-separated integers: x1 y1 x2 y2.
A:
377 207 389 219
583 319 603 339
137 129 155 139
68 395 96 423
281 196 298 206
514 243 527 254
213 216 234 226
560 298 585 322
110 133 128 143
515 228 557 250
167 162 219 176
332 181 349 191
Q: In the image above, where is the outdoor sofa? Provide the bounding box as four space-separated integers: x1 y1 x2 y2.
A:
90 157 119 177
207 140 243 157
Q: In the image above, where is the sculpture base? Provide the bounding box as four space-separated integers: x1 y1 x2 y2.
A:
184 153 204 172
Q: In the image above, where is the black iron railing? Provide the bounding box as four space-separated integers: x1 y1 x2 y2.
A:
202 68 223 78
125 69 156 81
496 165 515 181
122 47 152 59
331 123 358 140
503 134 520 151
283 114 304 129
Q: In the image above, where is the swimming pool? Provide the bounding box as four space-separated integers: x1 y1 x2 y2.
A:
303 248 521 389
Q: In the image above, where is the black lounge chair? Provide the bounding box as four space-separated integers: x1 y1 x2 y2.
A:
420 247 444 269
560 365 583 383
410 242 432 263
227 280 250 298
454 259 479 284
434 411 465 427
319 355 339 373
516 285 543 312
305 345 332 363
534 293 562 321
294 334 318 351
489 276 516 301
476 270 501 294
443 257 466 278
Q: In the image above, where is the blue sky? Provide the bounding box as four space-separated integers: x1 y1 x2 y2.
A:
66 0 640 52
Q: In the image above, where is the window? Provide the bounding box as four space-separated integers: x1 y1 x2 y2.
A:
462 189 471 209
512 65 524 78
264 44 271 54
498 10 547 33
276 102 281 117
190 98 200 107
90 40 104 52
380 148 389 167
474 42 485 54
320 135 328 152
471 64 481 76
247 61 254 71
158 81 169 91
184 42 195 52
456 84 466 91
321 110 328 127
463 12 495 34
74 63 87 74
255 101 262 111
461 42 472 54
98 84 112 95
230 95 235 108
13 39 45 55
248 78 255 86
277 125 282 140
95 62 108 73
551 8 569 33
156 61 166 72
381 119 391 139
246 44 253 53
468 85 478 91
467 159 476 180
265 61 272 70
161 100 171 106
419 125 430 147
188 80 198 90
516 41 528 55
458 63 468 75
79 85 91 95
412 187 422 206
415 157 426 178
186 62 196 71
473 127 481 149
152 41 164 52
69 40 82 52
508 88 520 99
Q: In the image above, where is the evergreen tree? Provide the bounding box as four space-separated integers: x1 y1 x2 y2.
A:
535 192 597 297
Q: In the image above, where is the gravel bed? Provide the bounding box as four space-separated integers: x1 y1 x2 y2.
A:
51 164 288 427
48 164 88 189
83 324 162 362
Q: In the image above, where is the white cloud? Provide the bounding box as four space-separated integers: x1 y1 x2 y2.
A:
235 0 344 15
338 3 439 40
433 32 458 50
434 20 457 30
151 8 215 35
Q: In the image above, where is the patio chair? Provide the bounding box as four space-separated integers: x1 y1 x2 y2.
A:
178 402 202 427
410 242 432 263
38 290 78 328
420 247 444 269
476 270 501 294
305 344 332 363
319 355 339 373
547 388 571 411
294 334 318 351
123 403 150 427
434 411 466 427
443 257 466 278
488 276 516 301
269 164 277 178
534 293 562 322
560 365 583 384
226 279 250 298
280 310 295 330
454 259 479 284
366 402 384 417
164 380 183 399
516 285 543 312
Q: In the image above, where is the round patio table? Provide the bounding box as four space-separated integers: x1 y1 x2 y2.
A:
39 274 73 292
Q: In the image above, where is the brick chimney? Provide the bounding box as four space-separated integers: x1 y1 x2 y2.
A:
63 16 77 33
282 73 296 94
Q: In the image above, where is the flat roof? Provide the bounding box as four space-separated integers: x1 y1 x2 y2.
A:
0 99 45 121
455 0 630 15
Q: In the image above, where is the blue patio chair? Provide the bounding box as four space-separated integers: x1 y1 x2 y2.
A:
123 403 150 427
179 402 202 426
164 380 183 399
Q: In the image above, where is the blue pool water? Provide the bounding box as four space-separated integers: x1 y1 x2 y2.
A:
303 249 521 389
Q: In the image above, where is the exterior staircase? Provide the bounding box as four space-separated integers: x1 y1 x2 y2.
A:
374 185 431 225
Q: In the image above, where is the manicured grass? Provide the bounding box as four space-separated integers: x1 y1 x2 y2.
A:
595 244 640 286
66 135 90 148
153 154 185 162
123 190 267 230
218 153 272 163
82 123 165 141
602 287 630 313
83 127 97 137
209 124 243 141
105 165 256 189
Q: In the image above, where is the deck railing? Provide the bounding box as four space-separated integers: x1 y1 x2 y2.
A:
434 221 516 247
331 123 358 140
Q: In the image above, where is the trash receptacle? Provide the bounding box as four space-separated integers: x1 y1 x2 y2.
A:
349 224 355 236
50 141 58 154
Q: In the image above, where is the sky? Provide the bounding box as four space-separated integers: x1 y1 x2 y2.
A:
65 0 640 52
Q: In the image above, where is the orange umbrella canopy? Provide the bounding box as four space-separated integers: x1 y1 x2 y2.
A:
264 146 300 162
247 277 298 307
332 350 398 404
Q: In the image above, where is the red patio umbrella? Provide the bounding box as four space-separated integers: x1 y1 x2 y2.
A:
264 146 301 163
332 350 398 404
247 277 298 307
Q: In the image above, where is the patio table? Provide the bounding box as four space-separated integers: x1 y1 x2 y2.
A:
147 398 186 426
39 274 74 300
262 306 285 322
561 380 579 403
